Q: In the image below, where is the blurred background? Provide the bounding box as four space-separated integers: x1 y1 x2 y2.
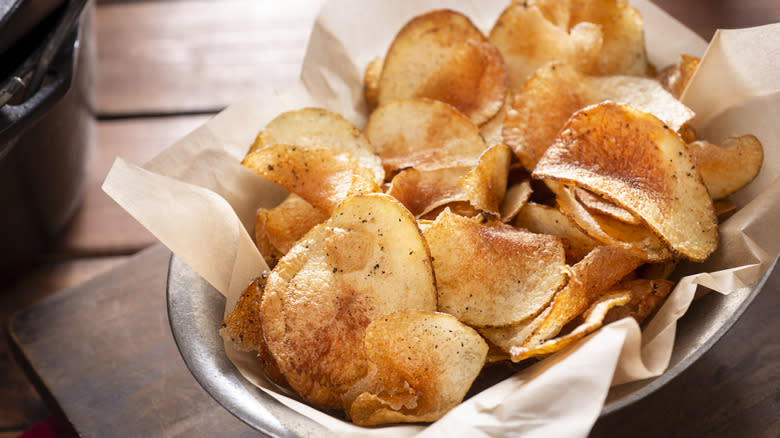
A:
0 0 778 437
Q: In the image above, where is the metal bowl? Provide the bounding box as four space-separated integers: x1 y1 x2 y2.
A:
166 253 775 436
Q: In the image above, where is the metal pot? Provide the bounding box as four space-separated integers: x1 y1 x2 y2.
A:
0 0 95 280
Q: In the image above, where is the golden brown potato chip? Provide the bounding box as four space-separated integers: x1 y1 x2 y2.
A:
221 275 289 388
247 107 385 184
349 310 488 426
254 194 329 268
254 210 284 268
500 179 533 222
377 9 506 125
513 202 598 263
574 187 641 225
604 278 674 325
510 289 632 361
525 0 571 28
713 199 737 220
365 98 488 173
478 305 552 354
517 245 643 354
364 57 383 111
420 201 482 220
460 144 512 216
503 62 695 170
386 167 470 218
534 102 718 262
242 144 380 215
261 193 437 410
687 135 764 200
489 3 603 89
424 209 567 327
656 54 700 99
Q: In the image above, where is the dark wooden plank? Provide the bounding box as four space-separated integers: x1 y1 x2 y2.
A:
8 245 256 438
0 257 128 432
53 115 212 257
95 0 325 116
653 0 780 40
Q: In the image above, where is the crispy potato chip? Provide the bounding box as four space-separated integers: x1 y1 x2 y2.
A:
637 260 678 281
386 167 470 218
254 210 284 268
687 135 764 200
364 57 383 111
424 210 567 327
365 98 488 173
525 0 571 28
420 201 482 220
489 3 603 89
349 310 488 426
503 62 695 170
656 54 700 99
254 194 329 268
714 198 737 220
510 289 632 361
534 102 717 261
479 305 552 354
574 187 641 225
517 245 643 354
500 179 533 222
247 108 385 184
221 275 289 388
480 91 513 147
261 193 437 410
513 202 598 263
604 278 673 325
242 144 380 215
460 144 512 215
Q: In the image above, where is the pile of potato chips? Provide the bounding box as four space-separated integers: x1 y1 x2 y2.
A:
221 0 764 426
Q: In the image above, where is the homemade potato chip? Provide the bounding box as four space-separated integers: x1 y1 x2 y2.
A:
480 92 513 147
500 179 533 222
503 62 695 170
424 209 567 327
513 202 598 263
376 9 506 125
386 167 470 218
254 211 284 268
460 144 512 216
261 193 436 410
365 98 488 173
254 194 328 267
687 135 764 200
604 278 674 325
349 310 488 426
246 107 385 184
242 144 380 215
364 57 383 111
534 102 718 262
479 305 552 354
574 187 641 225
656 54 700 99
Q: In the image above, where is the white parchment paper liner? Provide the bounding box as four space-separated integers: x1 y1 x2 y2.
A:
103 1 780 436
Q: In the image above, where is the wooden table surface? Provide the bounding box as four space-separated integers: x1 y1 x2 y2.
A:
1 1 779 437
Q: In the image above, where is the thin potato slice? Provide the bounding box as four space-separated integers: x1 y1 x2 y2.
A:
364 57 383 111
656 54 700 99
489 3 603 89
604 278 674 325
525 0 572 28
503 62 695 171
242 144 380 215
386 167 470 218
261 193 437 410
350 310 488 426
424 210 567 327
534 102 717 261
517 245 643 355
247 107 384 184
412 39 508 126
500 179 533 222
575 187 641 225
255 194 329 265
460 144 512 215
513 202 598 263
254 211 284 268
510 289 632 361
420 201 482 220
480 91 513 147
365 98 488 173
687 135 764 200
479 305 552 354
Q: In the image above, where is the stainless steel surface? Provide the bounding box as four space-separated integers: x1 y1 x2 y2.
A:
166 253 775 435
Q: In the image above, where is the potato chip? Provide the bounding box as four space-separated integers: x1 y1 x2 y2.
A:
478 305 552 354
480 92 513 147
254 194 329 267
574 187 641 225
424 209 567 327
513 202 598 263
517 245 643 354
376 9 506 125
247 107 385 184
713 198 737 220
420 201 482 220
254 210 284 268
503 62 695 170
525 0 571 28
349 310 488 425
687 135 764 200
489 3 603 89
656 54 700 99
534 102 718 262
510 289 632 361
386 167 470 218
460 144 512 216
604 278 673 325
500 179 533 222
365 98 488 173
261 193 437 410
242 144 380 215
364 57 383 111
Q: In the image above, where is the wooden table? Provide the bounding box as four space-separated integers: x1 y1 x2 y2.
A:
1 1 778 437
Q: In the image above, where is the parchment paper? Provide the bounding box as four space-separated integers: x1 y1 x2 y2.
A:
102 1 780 436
